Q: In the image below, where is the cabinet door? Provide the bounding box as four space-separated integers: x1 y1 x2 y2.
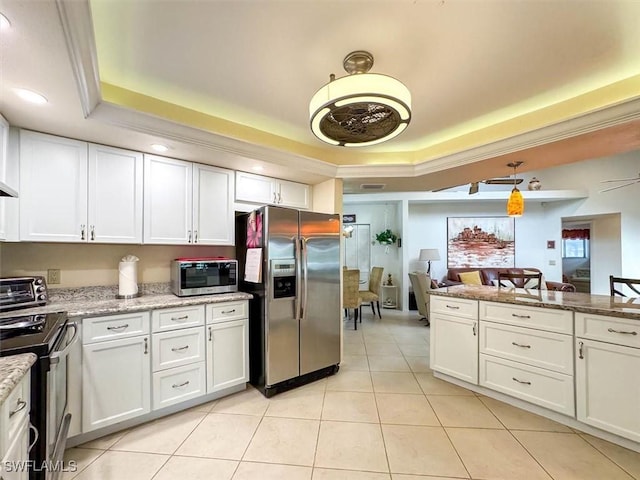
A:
430 313 478 384
143 154 192 244
1 416 29 480
575 339 640 443
193 164 234 245
19 131 88 242
235 171 276 204
0 115 8 241
206 319 249 393
277 179 311 209
88 144 143 243
82 335 151 432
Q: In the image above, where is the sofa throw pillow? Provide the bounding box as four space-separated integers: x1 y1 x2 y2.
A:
458 271 482 285
523 269 548 290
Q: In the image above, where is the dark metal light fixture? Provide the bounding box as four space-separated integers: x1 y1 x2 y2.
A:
309 51 411 147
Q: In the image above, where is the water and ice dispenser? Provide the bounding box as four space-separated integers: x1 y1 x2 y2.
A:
271 259 296 299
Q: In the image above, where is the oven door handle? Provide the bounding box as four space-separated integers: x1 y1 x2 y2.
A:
50 321 79 365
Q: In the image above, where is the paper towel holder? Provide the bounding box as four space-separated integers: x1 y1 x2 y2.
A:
116 291 143 300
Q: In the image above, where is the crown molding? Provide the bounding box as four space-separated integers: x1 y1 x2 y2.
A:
55 0 102 118
344 189 589 204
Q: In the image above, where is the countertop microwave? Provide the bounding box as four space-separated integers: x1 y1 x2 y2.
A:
171 258 238 297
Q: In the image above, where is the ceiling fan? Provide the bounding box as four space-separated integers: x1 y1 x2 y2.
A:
468 177 522 195
599 172 640 193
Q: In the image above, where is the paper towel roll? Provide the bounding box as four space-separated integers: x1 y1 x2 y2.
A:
119 261 138 296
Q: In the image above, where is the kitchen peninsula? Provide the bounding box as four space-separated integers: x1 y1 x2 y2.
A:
429 285 640 453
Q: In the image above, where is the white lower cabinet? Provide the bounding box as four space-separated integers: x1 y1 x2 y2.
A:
430 311 478 384
82 319 151 432
575 312 640 443
206 302 249 393
153 362 206 411
151 306 206 410
0 374 30 480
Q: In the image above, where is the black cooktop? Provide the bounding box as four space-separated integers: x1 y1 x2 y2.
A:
0 312 68 357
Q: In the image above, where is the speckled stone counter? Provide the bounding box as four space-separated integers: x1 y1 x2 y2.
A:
430 284 640 320
0 353 36 405
0 283 253 319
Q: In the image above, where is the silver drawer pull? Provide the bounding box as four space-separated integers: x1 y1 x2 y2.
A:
221 309 236 314
607 327 637 336
445 305 460 310
107 324 129 331
172 381 190 389
171 345 189 352
512 377 531 385
9 399 27 418
512 314 531 319
512 342 531 348
171 315 189 321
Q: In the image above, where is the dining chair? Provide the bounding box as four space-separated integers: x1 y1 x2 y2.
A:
359 267 384 320
408 272 432 326
343 269 361 330
497 271 543 289
609 275 640 297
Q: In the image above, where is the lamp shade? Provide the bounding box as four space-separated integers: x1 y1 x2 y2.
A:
419 249 440 262
507 187 524 217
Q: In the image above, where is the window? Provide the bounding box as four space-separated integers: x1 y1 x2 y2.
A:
561 228 590 258
562 238 589 258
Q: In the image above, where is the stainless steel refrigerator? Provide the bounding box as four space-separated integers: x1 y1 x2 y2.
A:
236 206 341 397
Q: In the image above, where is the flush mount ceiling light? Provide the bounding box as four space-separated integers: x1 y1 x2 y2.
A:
506 161 524 217
309 51 411 147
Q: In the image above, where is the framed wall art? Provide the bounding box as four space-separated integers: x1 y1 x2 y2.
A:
447 216 515 268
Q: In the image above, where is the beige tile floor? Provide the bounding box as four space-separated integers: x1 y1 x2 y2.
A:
63 310 640 480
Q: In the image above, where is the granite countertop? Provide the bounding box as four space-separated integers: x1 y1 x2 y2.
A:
0 283 253 320
0 353 37 406
430 284 640 321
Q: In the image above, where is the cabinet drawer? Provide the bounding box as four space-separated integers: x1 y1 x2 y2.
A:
152 362 206 410
83 311 150 344
430 296 478 319
479 301 573 334
576 312 640 348
152 326 205 372
152 305 204 333
1 374 30 452
480 321 574 375
206 301 247 323
479 354 574 416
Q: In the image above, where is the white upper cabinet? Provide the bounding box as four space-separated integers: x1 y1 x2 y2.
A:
236 171 311 210
88 144 143 243
20 131 88 242
144 155 193 244
144 155 234 245
193 163 235 245
19 131 143 243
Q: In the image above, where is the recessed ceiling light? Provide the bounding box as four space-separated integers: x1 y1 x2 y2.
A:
0 13 10 30
151 144 169 152
14 88 48 105
252 166 264 172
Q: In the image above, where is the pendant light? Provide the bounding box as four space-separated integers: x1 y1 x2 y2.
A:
506 161 524 217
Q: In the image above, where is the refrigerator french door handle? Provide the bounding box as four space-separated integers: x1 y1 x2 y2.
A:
301 237 309 321
295 236 302 321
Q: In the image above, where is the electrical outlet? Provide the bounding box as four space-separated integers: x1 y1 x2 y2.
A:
548 260 556 266
47 269 61 285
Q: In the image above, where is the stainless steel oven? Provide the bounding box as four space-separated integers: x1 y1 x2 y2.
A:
0 277 77 480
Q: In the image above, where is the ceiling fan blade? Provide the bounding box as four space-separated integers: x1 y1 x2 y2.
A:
600 177 640 183
468 182 479 195
483 178 523 185
599 180 639 193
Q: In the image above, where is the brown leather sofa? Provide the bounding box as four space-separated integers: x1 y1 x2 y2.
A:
446 267 576 292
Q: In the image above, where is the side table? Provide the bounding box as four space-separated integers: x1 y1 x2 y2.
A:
381 285 398 309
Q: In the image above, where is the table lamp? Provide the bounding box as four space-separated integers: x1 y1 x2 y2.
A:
419 248 440 276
